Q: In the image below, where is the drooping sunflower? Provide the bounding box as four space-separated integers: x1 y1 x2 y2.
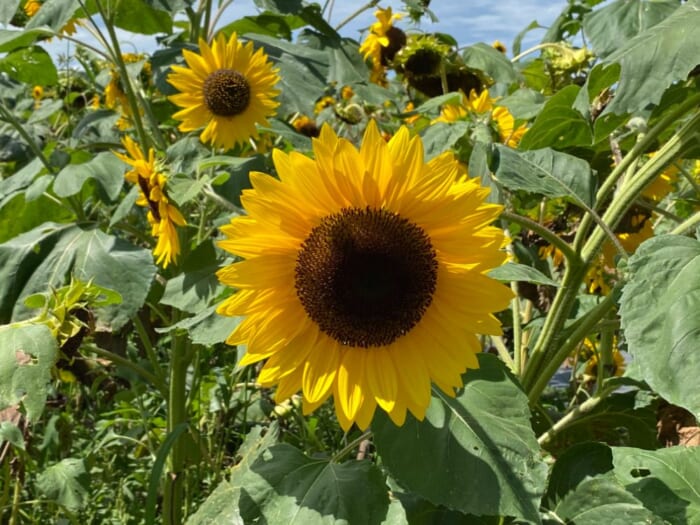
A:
114 136 186 268
216 121 512 430
359 7 406 85
168 32 280 151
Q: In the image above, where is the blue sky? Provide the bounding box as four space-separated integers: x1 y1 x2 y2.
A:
44 0 567 59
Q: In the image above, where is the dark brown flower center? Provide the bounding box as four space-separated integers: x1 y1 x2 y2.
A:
295 207 438 348
203 69 250 117
380 26 407 66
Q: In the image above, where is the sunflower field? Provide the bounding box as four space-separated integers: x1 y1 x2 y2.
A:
1 0 700 523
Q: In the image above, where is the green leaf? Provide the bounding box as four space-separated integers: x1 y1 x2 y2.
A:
543 442 614 509
0 420 24 450
613 446 700 524
372 354 547 523
0 46 57 85
163 304 240 345
498 88 545 120
188 424 280 525
0 28 53 53
0 323 57 422
583 0 679 58
84 0 172 34
0 1 21 25
420 121 470 159
161 241 222 314
36 457 90 511
221 14 293 39
493 145 596 208
547 474 664 525
0 193 73 244
461 43 517 84
519 85 592 150
619 235 700 419
600 1 700 115
488 262 559 287
53 152 125 201
0 223 155 330
25 0 80 32
238 444 390 524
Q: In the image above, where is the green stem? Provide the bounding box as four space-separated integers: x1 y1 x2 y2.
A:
525 285 621 403
671 210 700 236
491 335 516 372
132 315 167 386
163 331 191 525
334 0 379 31
510 42 564 63
537 385 614 447
331 431 372 463
94 0 150 150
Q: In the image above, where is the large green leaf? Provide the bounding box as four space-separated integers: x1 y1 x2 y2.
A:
25 0 80 32
36 457 90 511
519 85 592 150
421 121 470 159
0 46 57 85
0 0 20 25
492 145 596 208
461 43 517 85
546 474 664 524
583 0 679 58
372 354 547 523
0 28 53 53
164 304 240 345
619 235 700 418
83 0 171 34
599 0 700 115
613 446 700 524
53 152 125 202
488 262 559 287
239 444 390 524
0 323 57 423
0 223 156 330
188 424 279 525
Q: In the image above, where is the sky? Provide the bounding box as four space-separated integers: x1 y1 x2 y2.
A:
42 0 568 60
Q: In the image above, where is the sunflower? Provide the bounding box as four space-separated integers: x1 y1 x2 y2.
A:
114 136 186 268
168 32 280 151
359 7 406 85
32 85 44 101
216 121 512 430
24 0 41 17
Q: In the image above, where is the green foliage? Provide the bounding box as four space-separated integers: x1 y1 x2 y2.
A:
373 355 547 523
620 235 700 419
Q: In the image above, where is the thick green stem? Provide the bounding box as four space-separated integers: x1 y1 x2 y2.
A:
163 332 191 525
0 104 54 174
671 211 700 236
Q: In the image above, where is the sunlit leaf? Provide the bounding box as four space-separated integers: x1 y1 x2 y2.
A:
373 354 547 523
461 43 517 84
0 46 57 85
583 0 679 58
488 262 559 287
620 235 700 419
0 0 21 25
25 0 80 32
0 323 57 422
599 0 700 115
83 0 172 34
613 446 700 524
53 152 125 202
239 444 390 524
493 145 596 208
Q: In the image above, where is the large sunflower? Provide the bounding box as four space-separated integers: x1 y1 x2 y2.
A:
167 32 280 151
216 122 512 430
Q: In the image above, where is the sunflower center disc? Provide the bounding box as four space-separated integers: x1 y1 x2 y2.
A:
203 69 251 116
295 207 438 348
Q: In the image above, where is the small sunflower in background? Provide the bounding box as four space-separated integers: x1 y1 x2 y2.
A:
168 32 280 151
216 121 512 430
359 7 406 85
24 0 41 17
32 85 44 105
114 136 186 268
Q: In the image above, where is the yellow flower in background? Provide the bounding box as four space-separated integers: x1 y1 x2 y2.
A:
32 85 44 101
340 85 354 100
434 89 527 146
24 0 41 17
492 40 507 54
114 136 186 268
216 121 512 430
168 32 280 150
359 7 406 85
643 156 678 202
582 337 626 379
314 95 335 114
292 115 320 137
